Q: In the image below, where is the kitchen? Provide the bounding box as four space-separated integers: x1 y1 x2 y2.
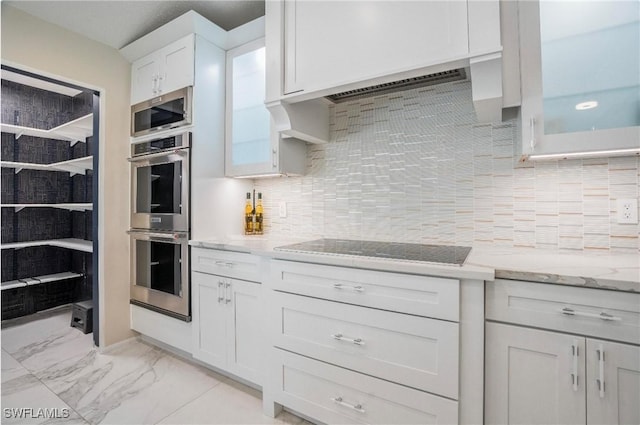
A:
1 1 639 424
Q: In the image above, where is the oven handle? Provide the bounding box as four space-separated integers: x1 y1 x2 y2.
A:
127 149 188 162
127 230 188 241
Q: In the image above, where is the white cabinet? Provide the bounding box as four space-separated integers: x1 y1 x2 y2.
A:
485 280 640 425
485 323 587 425
191 249 263 385
264 260 485 424
280 0 469 96
486 323 640 425
131 34 195 104
225 38 306 177
586 340 640 425
518 0 640 159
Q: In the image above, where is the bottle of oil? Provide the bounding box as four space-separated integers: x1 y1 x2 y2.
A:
244 192 254 234
255 193 264 234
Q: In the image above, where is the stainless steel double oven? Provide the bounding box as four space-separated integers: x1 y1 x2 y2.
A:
128 131 191 321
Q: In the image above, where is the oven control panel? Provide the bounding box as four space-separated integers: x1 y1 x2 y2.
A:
132 132 191 157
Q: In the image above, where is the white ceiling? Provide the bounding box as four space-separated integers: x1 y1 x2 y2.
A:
4 0 265 50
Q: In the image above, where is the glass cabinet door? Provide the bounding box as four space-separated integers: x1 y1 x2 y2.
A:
520 0 640 158
225 38 273 176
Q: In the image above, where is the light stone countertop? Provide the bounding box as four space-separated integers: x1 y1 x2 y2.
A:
189 237 640 293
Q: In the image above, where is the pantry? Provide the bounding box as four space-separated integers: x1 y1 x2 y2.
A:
0 67 97 336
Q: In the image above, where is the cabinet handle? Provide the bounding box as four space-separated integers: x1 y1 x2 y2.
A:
559 307 622 322
571 341 579 392
333 283 365 292
225 281 232 304
152 74 157 94
330 397 365 414
596 346 605 398
272 148 277 168
157 73 165 94
217 280 224 303
331 333 365 346
530 116 536 150
215 261 235 268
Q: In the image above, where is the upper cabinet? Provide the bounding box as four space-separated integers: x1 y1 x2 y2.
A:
131 34 195 104
280 1 469 96
519 0 640 159
226 38 306 177
265 0 504 144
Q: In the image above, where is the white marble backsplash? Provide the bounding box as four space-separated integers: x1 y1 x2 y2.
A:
255 81 640 253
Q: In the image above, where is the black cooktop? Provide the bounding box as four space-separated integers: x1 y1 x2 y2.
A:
274 239 471 266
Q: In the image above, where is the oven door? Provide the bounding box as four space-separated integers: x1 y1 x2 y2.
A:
131 87 192 137
129 230 190 321
129 148 189 232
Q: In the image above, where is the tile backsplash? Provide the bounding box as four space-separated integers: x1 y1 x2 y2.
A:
255 81 640 252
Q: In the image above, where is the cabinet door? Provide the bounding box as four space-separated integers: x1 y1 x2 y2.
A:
519 0 640 157
225 38 274 177
227 278 262 385
159 34 195 96
131 52 160 104
485 322 586 425
283 0 469 94
586 339 640 425
191 271 227 369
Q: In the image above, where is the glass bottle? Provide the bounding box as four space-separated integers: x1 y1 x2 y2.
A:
244 192 254 235
255 193 264 234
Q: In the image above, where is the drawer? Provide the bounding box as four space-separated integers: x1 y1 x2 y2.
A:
272 291 459 399
273 349 458 425
486 279 640 345
191 248 260 282
270 260 459 321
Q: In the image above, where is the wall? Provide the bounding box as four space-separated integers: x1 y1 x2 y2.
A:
256 81 640 253
1 5 132 345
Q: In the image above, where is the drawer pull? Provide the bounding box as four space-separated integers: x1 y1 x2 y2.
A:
331 333 365 346
559 307 622 322
217 281 224 303
215 261 235 268
333 283 365 292
330 397 365 414
571 341 579 391
225 281 232 304
597 346 606 398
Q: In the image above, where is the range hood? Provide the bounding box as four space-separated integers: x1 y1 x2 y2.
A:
325 69 468 104
267 52 503 145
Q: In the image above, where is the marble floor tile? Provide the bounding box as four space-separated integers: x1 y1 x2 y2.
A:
1 370 86 425
2 311 95 373
2 312 308 425
158 379 281 425
36 340 222 424
2 349 29 382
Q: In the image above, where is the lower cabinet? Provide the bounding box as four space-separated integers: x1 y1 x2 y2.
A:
485 323 587 425
273 348 458 425
486 323 640 425
191 270 263 385
485 279 640 425
263 260 483 424
585 339 640 425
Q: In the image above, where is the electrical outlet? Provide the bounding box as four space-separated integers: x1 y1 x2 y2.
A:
278 202 287 218
616 198 638 224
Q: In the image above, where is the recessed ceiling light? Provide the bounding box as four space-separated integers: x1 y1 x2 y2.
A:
575 101 598 110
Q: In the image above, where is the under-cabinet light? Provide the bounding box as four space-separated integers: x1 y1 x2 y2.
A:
575 101 598 110
529 148 640 161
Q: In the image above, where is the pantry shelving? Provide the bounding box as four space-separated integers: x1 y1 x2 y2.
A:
1 155 92 175
1 238 93 253
0 113 93 146
2 203 92 212
1 272 84 291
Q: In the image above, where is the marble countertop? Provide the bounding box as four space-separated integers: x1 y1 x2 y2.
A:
189 237 640 293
